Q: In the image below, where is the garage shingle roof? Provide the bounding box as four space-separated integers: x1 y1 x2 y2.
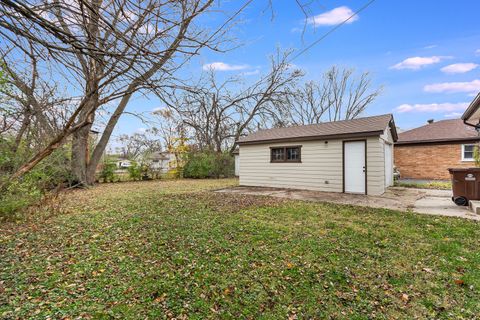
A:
397 119 480 145
237 114 396 144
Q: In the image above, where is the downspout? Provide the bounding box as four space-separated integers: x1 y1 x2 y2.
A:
463 118 480 131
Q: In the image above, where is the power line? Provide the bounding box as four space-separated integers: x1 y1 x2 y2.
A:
241 0 378 94
163 0 379 122
289 0 377 63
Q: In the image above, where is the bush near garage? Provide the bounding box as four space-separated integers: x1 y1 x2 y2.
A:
183 151 234 179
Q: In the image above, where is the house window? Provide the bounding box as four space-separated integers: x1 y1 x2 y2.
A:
270 146 301 162
271 148 285 161
287 147 300 161
462 144 476 161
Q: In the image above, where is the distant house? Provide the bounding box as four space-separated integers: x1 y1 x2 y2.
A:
117 159 133 168
149 151 176 173
236 114 397 195
395 119 480 180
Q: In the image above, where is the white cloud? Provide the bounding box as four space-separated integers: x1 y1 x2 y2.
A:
136 128 147 134
391 56 451 70
475 49 480 56
202 62 249 71
441 63 478 74
242 69 260 76
395 102 469 113
306 6 358 27
424 79 480 93
424 44 437 49
444 112 463 118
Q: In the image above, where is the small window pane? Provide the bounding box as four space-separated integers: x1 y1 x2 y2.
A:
464 145 475 160
286 147 300 161
271 148 284 161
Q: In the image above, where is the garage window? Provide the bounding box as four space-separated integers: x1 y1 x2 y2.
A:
271 148 285 161
462 144 476 161
270 146 301 162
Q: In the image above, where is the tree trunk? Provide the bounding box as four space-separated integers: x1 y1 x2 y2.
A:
85 91 134 184
12 115 31 153
84 12 197 183
71 124 91 185
71 97 96 186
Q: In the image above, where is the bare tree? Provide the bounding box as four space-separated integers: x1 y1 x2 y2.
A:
2 0 235 186
0 0 113 57
0 1 365 188
117 131 161 160
0 43 74 153
159 50 303 153
0 0 315 57
285 66 382 125
151 108 186 152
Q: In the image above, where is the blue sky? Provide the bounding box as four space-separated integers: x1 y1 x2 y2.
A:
113 0 480 145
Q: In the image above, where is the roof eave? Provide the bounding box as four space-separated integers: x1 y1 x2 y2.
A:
236 130 385 145
462 92 480 125
388 115 399 142
396 137 480 145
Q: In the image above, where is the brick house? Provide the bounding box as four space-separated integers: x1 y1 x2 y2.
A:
395 119 480 180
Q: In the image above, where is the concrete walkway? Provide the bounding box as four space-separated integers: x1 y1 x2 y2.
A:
216 186 480 221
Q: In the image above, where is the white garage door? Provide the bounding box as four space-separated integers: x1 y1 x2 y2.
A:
344 141 366 194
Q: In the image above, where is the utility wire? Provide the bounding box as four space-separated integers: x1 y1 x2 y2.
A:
227 0 378 98
289 0 377 63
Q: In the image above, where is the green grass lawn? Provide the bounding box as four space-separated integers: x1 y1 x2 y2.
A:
394 180 452 190
1 179 479 319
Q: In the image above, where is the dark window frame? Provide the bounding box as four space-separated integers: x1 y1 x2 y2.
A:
270 145 302 163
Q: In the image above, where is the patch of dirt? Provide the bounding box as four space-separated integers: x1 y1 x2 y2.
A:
216 186 428 212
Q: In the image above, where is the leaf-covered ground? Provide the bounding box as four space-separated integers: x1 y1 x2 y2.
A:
1 179 479 319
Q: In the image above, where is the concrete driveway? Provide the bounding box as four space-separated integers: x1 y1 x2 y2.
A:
216 186 479 221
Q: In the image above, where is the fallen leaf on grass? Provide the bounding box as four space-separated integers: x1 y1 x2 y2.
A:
223 286 234 296
401 293 409 303
454 279 465 286
154 293 167 303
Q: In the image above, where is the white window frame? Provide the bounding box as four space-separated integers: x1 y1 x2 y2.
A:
462 144 476 161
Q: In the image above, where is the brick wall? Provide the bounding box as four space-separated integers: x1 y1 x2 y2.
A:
394 143 476 180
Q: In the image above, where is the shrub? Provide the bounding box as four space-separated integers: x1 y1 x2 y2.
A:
0 178 43 220
0 137 73 220
146 165 162 180
183 152 234 179
99 161 117 182
127 161 142 181
474 145 480 167
215 152 235 178
183 153 213 178
140 163 151 180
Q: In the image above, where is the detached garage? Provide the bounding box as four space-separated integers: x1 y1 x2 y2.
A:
236 114 398 195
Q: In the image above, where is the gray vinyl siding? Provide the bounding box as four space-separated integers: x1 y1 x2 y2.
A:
239 132 391 195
